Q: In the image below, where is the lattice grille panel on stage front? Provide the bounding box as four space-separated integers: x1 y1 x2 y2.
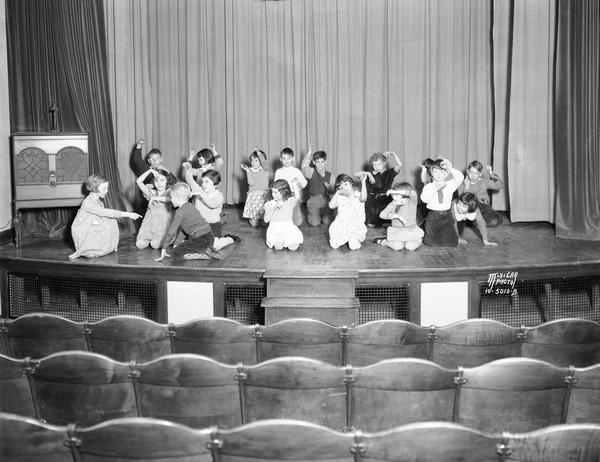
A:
355 285 409 323
479 275 600 326
224 284 265 325
8 272 158 322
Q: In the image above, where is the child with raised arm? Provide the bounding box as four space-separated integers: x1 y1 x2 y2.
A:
328 173 368 250
135 169 173 250
301 145 333 227
156 183 224 261
131 138 177 185
264 179 303 251
69 174 141 259
182 143 224 179
420 157 464 247
373 182 423 251
241 148 269 227
274 147 307 226
458 160 505 227
355 151 402 227
452 192 497 247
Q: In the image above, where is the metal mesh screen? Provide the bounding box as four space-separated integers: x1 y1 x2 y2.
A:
355 286 409 324
8 272 157 322
224 284 265 325
480 275 600 326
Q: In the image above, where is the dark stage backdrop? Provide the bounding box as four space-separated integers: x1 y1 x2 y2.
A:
555 0 600 240
6 0 131 238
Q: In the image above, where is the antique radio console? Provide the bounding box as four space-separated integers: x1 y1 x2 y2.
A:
11 133 89 247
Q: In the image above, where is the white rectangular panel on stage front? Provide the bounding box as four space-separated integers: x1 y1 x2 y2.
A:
420 281 469 327
167 281 213 324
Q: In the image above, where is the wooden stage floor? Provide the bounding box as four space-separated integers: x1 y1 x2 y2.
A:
2 206 600 278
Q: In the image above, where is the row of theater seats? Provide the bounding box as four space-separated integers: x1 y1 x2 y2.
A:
2 352 599 433
1 314 599 366
2 413 600 462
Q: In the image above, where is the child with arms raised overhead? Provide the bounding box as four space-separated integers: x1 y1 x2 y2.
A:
328 173 368 250
241 148 269 227
458 161 504 227
355 151 402 227
452 192 497 247
264 179 303 251
131 138 177 185
69 174 141 259
301 145 333 227
156 183 224 261
420 157 464 247
374 182 423 251
274 147 307 226
182 143 224 179
135 169 173 250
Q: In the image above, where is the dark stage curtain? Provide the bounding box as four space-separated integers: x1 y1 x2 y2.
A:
555 0 600 240
6 0 130 239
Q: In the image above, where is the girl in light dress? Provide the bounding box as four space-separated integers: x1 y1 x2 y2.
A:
264 179 303 251
241 148 269 227
135 169 173 249
69 174 141 259
328 173 368 250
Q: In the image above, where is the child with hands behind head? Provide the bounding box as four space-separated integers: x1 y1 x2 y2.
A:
373 182 423 251
182 143 224 179
69 174 141 259
274 147 307 226
458 160 504 227
301 144 333 227
420 157 464 247
452 192 497 247
264 179 303 251
135 169 173 250
328 173 368 250
241 148 269 227
355 151 402 227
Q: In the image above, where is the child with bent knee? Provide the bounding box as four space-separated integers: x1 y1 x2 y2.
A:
374 182 423 251
274 147 307 226
264 179 303 251
301 145 333 227
135 169 173 250
241 148 269 227
458 160 504 227
328 173 368 250
452 192 497 247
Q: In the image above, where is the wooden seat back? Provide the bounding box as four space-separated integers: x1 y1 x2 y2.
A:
0 355 37 418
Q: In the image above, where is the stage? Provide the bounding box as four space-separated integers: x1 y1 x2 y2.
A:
1 206 600 326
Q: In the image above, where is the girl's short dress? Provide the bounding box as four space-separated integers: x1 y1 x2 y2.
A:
70 196 121 258
136 196 172 248
329 192 367 248
243 189 268 221
265 199 304 248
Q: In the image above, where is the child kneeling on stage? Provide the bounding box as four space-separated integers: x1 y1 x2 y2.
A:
452 192 497 247
156 183 238 261
264 179 303 251
373 182 423 251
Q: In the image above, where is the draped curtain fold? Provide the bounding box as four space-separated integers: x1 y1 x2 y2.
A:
7 0 129 238
555 0 600 240
105 0 496 206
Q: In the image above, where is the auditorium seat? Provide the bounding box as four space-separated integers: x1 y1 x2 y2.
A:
240 357 347 429
135 354 242 428
345 320 430 366
362 421 498 462
171 317 256 364
521 318 600 367
458 358 568 432
0 355 37 418
0 412 71 462
1 313 88 358
432 319 522 368
257 318 343 365
506 423 600 462
209 419 355 461
88 315 172 362
350 359 457 431
76 417 212 462
33 351 138 426
566 363 600 424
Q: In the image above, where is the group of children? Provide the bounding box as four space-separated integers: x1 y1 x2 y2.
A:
68 140 504 261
